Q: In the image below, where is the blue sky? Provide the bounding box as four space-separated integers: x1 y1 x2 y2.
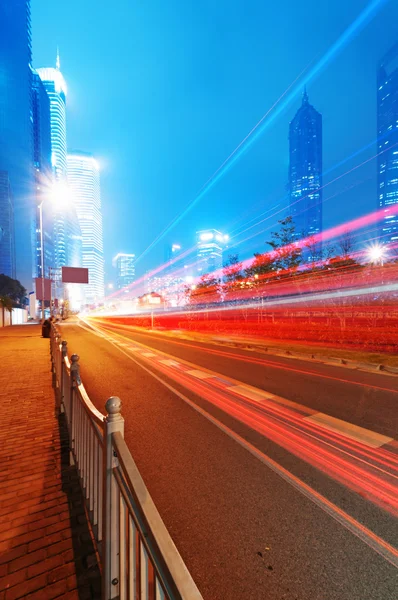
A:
32 0 398 280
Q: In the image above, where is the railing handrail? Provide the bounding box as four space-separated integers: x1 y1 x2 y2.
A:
50 322 203 600
112 431 204 600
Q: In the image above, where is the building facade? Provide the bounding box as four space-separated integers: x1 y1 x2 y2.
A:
289 90 322 256
0 172 16 279
32 70 53 279
196 230 228 275
0 0 33 289
37 57 82 274
377 42 398 246
113 254 135 290
67 152 104 304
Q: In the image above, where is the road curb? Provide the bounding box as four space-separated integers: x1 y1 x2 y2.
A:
207 336 398 376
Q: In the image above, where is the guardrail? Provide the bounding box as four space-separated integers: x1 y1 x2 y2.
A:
50 324 203 600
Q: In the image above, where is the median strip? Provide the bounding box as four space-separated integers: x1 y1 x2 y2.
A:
304 413 394 448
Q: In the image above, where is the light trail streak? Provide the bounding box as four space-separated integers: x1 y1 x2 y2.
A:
134 0 387 264
82 318 398 528
92 319 398 395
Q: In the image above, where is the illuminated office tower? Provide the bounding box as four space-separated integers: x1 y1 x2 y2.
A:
377 42 398 245
289 90 322 255
196 230 228 275
32 70 53 279
113 254 135 290
67 152 104 304
0 172 16 279
0 0 33 289
37 54 82 272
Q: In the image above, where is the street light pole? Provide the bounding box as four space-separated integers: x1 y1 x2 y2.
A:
39 201 45 322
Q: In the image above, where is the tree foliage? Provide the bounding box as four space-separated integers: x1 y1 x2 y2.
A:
223 254 244 297
266 216 302 273
0 274 27 304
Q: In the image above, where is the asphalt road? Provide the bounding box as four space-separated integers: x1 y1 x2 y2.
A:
60 319 398 600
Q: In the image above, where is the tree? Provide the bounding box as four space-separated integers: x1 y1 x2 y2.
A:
0 296 13 326
338 230 354 260
223 254 244 299
0 274 27 304
266 216 302 273
304 235 322 268
188 274 222 305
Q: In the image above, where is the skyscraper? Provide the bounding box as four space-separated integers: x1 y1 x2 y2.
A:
377 42 398 246
37 56 82 273
32 70 53 279
0 0 33 289
0 172 16 279
67 152 105 304
113 254 135 290
289 90 323 255
196 230 228 275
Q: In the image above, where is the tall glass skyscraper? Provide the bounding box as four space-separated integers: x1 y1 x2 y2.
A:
196 230 228 275
0 0 33 289
37 57 82 273
32 70 53 279
67 152 105 304
0 172 16 279
113 254 135 290
289 91 323 255
377 42 398 246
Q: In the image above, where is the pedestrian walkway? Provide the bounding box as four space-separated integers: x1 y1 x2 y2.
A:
0 325 101 600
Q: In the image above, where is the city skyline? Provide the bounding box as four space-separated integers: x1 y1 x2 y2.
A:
31 0 398 282
2 2 398 295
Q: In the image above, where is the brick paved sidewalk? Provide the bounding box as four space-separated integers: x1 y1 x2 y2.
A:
0 325 101 600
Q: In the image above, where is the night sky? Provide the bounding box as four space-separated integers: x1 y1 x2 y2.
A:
32 0 398 281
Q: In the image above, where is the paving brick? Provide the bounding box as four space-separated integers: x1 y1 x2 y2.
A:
25 579 68 600
9 549 47 573
27 555 64 579
0 568 27 592
0 325 101 599
0 546 28 567
4 573 47 600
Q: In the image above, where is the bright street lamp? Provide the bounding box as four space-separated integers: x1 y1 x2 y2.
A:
38 181 71 321
368 244 386 266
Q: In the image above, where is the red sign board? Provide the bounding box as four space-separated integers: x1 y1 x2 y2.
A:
35 278 51 301
62 267 89 284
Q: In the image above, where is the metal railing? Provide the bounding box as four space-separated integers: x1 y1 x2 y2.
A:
50 324 203 600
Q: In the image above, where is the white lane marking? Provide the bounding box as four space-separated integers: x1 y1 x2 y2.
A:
230 385 270 403
186 369 214 379
128 346 140 351
304 413 394 448
107 343 398 569
142 352 156 357
160 359 180 367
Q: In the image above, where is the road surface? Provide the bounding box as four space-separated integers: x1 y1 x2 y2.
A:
59 318 398 600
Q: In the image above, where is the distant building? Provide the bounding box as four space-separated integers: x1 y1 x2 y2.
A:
196 230 228 275
67 152 104 304
37 55 82 273
113 253 135 290
377 42 398 246
289 90 322 256
0 0 34 289
164 243 182 267
32 70 53 279
0 172 16 279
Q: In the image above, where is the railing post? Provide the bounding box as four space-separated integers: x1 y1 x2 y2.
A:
60 341 68 411
102 397 124 600
70 354 80 453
